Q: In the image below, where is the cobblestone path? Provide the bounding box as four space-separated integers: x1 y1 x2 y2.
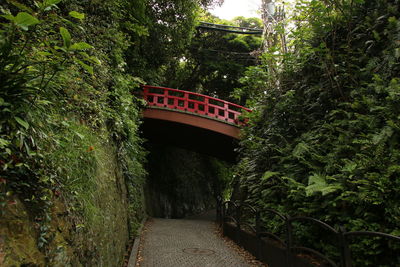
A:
137 211 252 267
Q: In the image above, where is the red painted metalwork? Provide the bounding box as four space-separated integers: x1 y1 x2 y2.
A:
142 85 251 126
143 108 240 139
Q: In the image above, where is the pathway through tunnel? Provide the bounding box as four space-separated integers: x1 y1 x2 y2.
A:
144 143 232 219
136 210 253 267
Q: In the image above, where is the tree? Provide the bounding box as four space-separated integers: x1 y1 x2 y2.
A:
165 14 263 102
126 0 223 84
236 0 400 264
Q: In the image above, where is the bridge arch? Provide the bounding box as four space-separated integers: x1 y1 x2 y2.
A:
140 85 250 162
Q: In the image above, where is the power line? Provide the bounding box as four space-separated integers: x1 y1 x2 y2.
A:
199 22 263 31
197 26 263 35
197 22 263 35
202 49 256 56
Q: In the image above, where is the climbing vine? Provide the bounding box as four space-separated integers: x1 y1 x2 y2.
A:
0 0 227 265
0 0 148 264
236 0 400 265
0 0 96 232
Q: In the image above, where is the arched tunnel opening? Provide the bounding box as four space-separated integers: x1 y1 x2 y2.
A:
141 116 237 219
143 143 232 219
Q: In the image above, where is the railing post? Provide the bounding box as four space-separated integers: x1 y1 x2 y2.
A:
163 87 168 106
216 196 222 224
143 86 148 102
236 204 241 244
255 210 261 236
221 202 226 235
286 215 293 267
184 92 189 111
255 210 262 259
339 226 352 267
204 97 209 115
223 102 228 121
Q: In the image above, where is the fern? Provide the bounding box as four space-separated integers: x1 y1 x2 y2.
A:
305 173 342 197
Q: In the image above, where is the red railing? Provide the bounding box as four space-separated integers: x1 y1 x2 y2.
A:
142 85 251 126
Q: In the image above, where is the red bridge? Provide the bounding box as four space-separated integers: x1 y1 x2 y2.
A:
140 85 251 161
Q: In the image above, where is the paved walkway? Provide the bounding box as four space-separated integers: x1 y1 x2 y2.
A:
137 211 252 267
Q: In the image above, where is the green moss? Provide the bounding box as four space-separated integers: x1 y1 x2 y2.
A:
0 199 45 267
43 122 133 266
0 117 145 266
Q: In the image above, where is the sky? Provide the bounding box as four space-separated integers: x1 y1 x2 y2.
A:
209 0 262 20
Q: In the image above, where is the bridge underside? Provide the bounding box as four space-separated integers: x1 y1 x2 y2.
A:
141 109 240 162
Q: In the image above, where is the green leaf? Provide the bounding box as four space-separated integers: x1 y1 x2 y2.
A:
69 11 85 20
395 48 400 59
261 171 279 181
37 51 53 57
76 224 85 229
7 0 34 13
60 27 71 48
41 0 62 10
69 42 93 51
45 0 62 5
54 45 67 52
74 131 84 140
76 59 93 74
79 52 101 64
61 121 70 127
1 14 15 21
305 174 342 196
132 76 145 84
342 161 357 173
292 142 311 159
0 138 10 148
14 12 40 31
88 56 101 65
372 126 393 145
15 117 29 130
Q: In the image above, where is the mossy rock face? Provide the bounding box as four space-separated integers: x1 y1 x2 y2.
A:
0 140 137 267
76 143 130 266
145 144 231 218
0 198 45 267
48 142 131 266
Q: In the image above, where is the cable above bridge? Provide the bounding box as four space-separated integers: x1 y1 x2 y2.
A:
197 22 263 35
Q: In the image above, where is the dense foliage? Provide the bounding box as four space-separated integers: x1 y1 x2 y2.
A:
0 0 222 264
0 0 148 263
166 14 263 102
236 0 400 265
127 0 224 84
3 0 399 265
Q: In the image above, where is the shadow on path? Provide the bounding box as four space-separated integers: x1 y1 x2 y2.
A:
137 210 252 267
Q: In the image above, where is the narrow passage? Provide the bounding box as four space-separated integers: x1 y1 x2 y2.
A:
137 211 252 267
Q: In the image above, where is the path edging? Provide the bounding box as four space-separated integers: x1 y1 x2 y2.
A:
127 216 148 267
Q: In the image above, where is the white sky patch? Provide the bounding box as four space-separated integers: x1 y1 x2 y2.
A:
210 0 262 20
209 1 298 21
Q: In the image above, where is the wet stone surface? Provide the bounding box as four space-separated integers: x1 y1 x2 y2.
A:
182 248 215 256
138 211 252 267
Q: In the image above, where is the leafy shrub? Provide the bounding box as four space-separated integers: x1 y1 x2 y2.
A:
237 0 400 265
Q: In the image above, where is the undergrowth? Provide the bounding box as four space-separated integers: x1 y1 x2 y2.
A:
236 0 400 265
0 0 147 264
